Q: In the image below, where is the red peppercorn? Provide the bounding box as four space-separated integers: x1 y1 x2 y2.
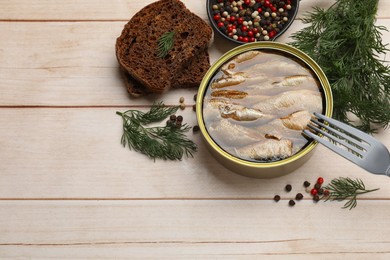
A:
243 37 249 42
257 8 262 13
269 31 276 38
310 188 318 196
217 22 224 28
247 31 254 37
237 17 244 24
213 14 221 21
324 190 330 196
317 177 324 185
252 28 259 34
230 16 236 22
241 25 248 32
238 36 243 41
244 0 250 5
270 6 277 12
250 37 255 42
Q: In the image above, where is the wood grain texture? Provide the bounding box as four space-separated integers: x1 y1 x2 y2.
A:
0 200 390 258
0 108 389 199
0 0 388 20
0 19 389 106
0 0 390 258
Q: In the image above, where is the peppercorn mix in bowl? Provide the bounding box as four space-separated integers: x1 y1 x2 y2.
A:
196 42 333 178
207 0 299 44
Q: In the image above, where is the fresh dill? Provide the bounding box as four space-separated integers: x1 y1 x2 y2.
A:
290 0 390 133
156 31 175 58
116 102 197 161
324 177 379 210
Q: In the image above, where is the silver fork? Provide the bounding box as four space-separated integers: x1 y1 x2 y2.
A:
303 112 390 176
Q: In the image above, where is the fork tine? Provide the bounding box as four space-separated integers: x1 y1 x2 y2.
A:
307 123 364 156
310 118 370 151
303 129 363 166
314 112 378 145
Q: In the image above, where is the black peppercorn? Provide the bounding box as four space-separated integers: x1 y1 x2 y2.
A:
289 200 295 206
285 184 292 192
313 195 320 202
314 183 321 190
303 181 311 187
176 115 183 122
295 193 303 200
166 119 174 127
170 115 176 121
318 188 324 195
192 125 200 133
274 195 281 202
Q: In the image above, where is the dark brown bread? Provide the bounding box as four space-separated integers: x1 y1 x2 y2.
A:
173 50 210 89
115 0 212 93
122 50 210 97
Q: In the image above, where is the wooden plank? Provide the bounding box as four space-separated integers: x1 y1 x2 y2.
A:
1 19 390 106
0 200 390 258
0 108 389 199
0 0 388 20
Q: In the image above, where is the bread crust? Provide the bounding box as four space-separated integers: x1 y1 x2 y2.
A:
116 0 212 94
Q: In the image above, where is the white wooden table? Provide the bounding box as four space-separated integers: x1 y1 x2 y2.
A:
1 0 390 258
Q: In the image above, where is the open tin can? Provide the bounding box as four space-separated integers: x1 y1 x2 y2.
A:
196 42 333 178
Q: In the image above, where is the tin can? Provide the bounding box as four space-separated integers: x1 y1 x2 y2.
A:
196 42 333 178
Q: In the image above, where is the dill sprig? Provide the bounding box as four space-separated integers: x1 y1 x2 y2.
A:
116 102 197 161
290 0 390 133
156 31 175 58
324 177 379 210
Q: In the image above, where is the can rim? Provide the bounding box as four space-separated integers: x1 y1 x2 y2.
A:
196 42 333 170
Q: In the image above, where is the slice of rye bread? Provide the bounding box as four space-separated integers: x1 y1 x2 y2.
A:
115 0 212 93
122 50 210 97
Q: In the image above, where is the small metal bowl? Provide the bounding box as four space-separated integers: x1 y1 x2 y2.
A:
196 42 333 178
207 0 299 44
